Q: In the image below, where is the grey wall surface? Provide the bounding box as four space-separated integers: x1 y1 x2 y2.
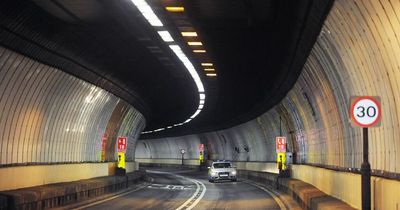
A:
0 46 145 165
136 0 400 175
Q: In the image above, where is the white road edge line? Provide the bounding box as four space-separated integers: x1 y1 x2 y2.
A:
72 185 148 210
244 180 287 210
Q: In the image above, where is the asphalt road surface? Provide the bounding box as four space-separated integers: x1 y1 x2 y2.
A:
77 168 282 210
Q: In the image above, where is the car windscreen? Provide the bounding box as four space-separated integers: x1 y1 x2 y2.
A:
213 163 231 168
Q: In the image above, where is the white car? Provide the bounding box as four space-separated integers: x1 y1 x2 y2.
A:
208 161 237 182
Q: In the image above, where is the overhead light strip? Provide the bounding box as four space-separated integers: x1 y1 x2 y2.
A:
157 31 174 42
169 45 204 92
188 42 203 46
193 50 206 53
131 0 163 27
131 0 206 134
201 63 213 66
165 7 185 12
181 32 198 37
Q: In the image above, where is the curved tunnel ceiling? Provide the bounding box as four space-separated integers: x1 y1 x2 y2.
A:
0 0 334 138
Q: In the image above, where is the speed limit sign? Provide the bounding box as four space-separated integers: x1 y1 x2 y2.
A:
350 96 381 127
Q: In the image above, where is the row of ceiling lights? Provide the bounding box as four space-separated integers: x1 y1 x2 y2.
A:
164 6 217 77
130 0 211 134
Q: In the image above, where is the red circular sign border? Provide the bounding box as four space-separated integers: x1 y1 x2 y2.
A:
350 96 381 127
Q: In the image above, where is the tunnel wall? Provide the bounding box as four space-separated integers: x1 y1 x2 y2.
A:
136 0 400 208
0 46 146 166
137 0 400 179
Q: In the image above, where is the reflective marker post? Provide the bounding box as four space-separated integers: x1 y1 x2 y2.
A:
361 127 370 210
350 96 381 210
180 149 185 166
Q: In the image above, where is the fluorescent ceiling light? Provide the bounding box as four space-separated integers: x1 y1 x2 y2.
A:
157 31 174 42
201 63 213 66
167 126 173 129
190 109 201 119
200 93 205 100
198 104 204 109
181 32 198 37
165 7 184 12
206 73 217 77
184 118 192 123
188 42 203 46
200 99 205 105
204 68 215 71
169 45 205 92
131 0 163 26
193 50 206 53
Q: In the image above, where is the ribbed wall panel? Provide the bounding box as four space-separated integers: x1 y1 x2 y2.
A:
0 46 146 165
137 0 400 175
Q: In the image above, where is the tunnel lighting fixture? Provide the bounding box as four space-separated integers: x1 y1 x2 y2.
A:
169 45 205 92
187 42 203 46
181 32 198 37
201 63 213 67
157 31 174 42
133 1 206 134
193 50 206 53
206 73 217 76
204 68 215 72
190 109 202 119
165 6 185 12
198 104 204 109
131 0 163 26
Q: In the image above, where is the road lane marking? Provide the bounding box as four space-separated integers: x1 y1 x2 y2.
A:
72 184 148 210
146 170 206 210
175 178 206 210
185 179 206 209
243 180 287 210
147 184 194 190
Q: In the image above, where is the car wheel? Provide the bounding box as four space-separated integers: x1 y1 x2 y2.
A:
209 179 214 183
231 179 237 182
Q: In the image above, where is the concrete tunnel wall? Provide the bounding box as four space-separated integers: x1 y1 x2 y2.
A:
136 0 400 176
136 0 400 208
0 45 146 165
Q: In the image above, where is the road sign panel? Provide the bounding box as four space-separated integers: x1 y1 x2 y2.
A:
276 136 286 152
101 133 108 151
117 137 127 152
198 144 204 151
350 96 381 127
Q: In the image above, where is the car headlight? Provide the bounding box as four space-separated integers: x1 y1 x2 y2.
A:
211 171 218 176
231 170 237 176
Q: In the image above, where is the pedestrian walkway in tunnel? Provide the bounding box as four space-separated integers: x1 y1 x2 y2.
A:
1 0 400 209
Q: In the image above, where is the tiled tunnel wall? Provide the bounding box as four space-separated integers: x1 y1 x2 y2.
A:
136 0 400 175
0 46 146 165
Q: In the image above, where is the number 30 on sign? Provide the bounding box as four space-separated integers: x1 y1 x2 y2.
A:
350 96 381 127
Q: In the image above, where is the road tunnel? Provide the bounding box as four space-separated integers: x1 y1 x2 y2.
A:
0 0 400 209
